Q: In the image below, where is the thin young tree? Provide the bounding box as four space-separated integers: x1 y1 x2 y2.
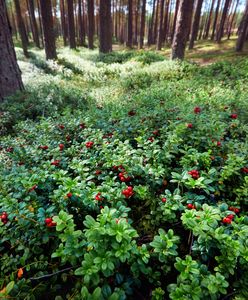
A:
13 0 29 57
189 0 204 49
157 0 165 50
211 0 222 40
67 0 76 48
60 0 67 45
204 0 215 39
139 0 146 48
127 0 133 47
228 0 239 39
99 0 112 53
171 0 179 41
0 0 24 99
171 0 194 60
78 0 85 46
236 0 248 51
148 0 156 45
216 0 232 42
87 0 94 49
39 0 57 59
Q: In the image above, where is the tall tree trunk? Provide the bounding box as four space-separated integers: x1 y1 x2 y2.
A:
78 0 85 46
134 0 140 45
67 0 76 48
13 0 29 57
27 0 40 48
147 0 156 45
37 0 44 47
139 0 146 48
171 0 194 60
157 0 165 50
171 0 179 41
87 0 94 49
204 0 215 39
153 0 159 43
99 0 112 53
236 0 248 51
39 0 57 59
189 0 204 49
216 0 232 42
0 0 24 100
162 0 170 43
127 0 133 47
211 0 222 40
228 0 239 39
60 0 67 46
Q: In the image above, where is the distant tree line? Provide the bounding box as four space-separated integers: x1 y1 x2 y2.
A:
1 0 248 98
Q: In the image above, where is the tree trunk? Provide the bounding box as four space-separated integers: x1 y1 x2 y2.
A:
157 0 165 50
37 0 44 47
216 0 232 42
171 0 194 60
127 0 133 47
60 0 67 46
236 0 248 51
204 0 215 39
67 0 76 48
0 0 24 100
147 0 156 45
134 0 140 45
139 0 146 48
171 0 179 41
211 0 222 40
189 0 204 49
39 0 57 59
87 0 94 49
153 0 159 43
13 0 29 57
162 0 170 43
228 0 239 39
78 0 85 46
27 0 40 48
99 0 112 53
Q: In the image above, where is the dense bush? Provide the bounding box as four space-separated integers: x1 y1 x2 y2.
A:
0 49 248 299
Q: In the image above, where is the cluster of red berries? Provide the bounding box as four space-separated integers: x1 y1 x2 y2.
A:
230 114 238 119
241 167 248 173
148 137 154 142
229 206 240 214
79 123 86 129
194 106 201 114
51 160 60 166
45 217 56 227
188 170 200 179
103 132 113 139
29 185 37 192
85 141 94 148
118 172 131 182
187 203 196 209
222 214 234 224
161 198 167 203
113 165 125 172
39 145 48 150
128 110 136 116
67 192 73 198
122 186 134 198
95 169 102 175
1 212 8 225
95 192 103 201
59 144 64 151
187 123 193 128
58 124 65 130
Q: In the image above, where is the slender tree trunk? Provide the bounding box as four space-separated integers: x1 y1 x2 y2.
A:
171 0 194 60
37 0 44 47
27 0 40 48
99 0 112 53
153 0 159 43
78 0 85 46
127 0 133 47
134 0 140 45
216 0 232 42
171 0 179 41
228 0 239 39
60 0 67 46
157 0 165 50
67 0 76 48
211 0 222 40
0 0 24 100
39 0 57 59
189 0 204 49
162 0 170 43
147 0 156 45
204 0 215 39
236 0 248 51
139 0 146 48
13 0 29 57
87 0 94 49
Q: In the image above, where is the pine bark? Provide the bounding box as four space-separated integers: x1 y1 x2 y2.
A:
171 0 194 60
87 0 94 49
67 0 76 48
236 0 248 51
228 0 239 39
99 0 112 53
139 0 146 48
204 0 215 39
13 0 29 57
157 0 165 50
211 0 222 40
27 0 40 48
127 0 133 47
60 0 67 46
39 0 57 59
216 0 232 42
0 0 24 100
78 0 85 46
189 0 204 49
147 0 156 45
171 0 179 41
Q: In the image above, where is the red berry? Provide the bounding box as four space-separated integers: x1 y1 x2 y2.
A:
67 193 73 198
58 124 65 129
230 114 237 119
216 141 221 147
226 214 234 220
51 160 60 166
45 218 52 225
85 141 94 148
187 123 193 128
241 167 248 173
162 198 167 203
40 145 48 150
59 144 64 151
187 203 195 209
194 107 201 114
222 217 232 224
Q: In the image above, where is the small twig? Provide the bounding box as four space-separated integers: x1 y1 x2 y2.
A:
221 291 238 300
30 266 76 281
